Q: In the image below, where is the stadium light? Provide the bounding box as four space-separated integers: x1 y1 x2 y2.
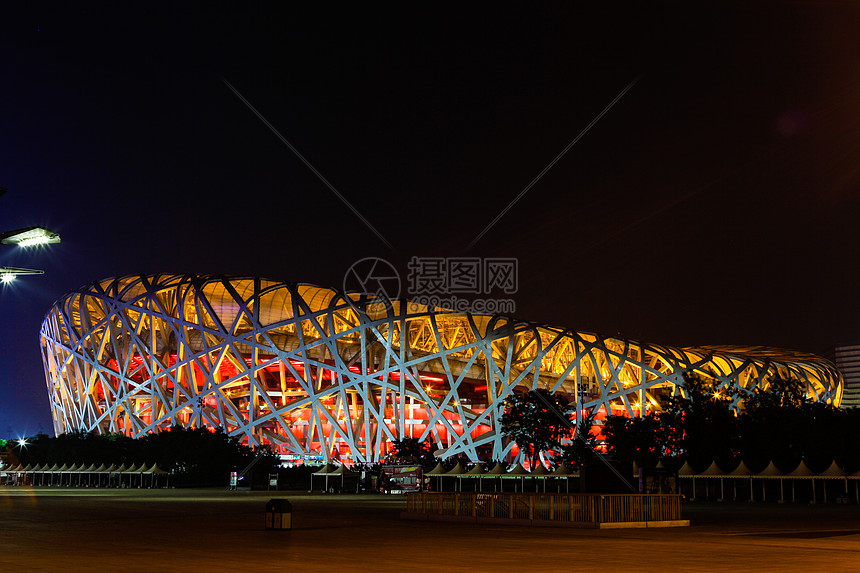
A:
0 226 62 247
0 188 61 282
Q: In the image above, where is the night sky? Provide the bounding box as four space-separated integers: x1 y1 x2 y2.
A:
2 3 860 437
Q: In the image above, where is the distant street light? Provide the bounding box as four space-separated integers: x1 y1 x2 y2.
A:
0 188 61 282
0 267 44 283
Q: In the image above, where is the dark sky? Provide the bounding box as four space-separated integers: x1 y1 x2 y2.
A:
2 2 860 437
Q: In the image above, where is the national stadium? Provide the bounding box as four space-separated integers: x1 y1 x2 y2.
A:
40 274 843 464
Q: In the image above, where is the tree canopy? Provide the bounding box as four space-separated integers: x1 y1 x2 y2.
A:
390 437 436 467
8 426 279 486
602 373 860 474
500 388 572 469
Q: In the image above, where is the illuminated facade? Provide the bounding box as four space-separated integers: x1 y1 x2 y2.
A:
41 274 843 463
827 345 860 408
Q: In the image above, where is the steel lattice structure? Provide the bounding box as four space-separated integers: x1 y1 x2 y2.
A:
40 274 843 463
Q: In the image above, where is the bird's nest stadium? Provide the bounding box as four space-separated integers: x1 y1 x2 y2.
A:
40 274 843 464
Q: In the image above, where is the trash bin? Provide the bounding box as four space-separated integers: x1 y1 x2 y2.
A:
265 498 292 530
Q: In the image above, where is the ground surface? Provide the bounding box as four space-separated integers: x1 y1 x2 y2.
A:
2 488 860 572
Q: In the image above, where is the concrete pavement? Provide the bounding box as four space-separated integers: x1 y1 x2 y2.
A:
1 488 859 572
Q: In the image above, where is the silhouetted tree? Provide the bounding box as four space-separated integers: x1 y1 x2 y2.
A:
553 409 599 469
603 412 683 468
10 426 278 486
602 373 854 475
500 388 571 469
665 373 742 470
390 437 436 467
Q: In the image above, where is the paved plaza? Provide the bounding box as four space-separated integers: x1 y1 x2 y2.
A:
2 488 860 571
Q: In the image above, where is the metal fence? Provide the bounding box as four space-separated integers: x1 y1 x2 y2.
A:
405 492 683 524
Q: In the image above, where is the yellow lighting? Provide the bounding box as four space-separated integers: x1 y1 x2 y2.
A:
40 273 844 456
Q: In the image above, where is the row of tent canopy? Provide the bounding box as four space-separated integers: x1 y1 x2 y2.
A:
310 461 579 477
310 458 860 480
311 463 360 477
309 461 577 493
2 462 169 474
424 461 578 477
426 459 860 479
674 459 860 479
310 461 577 478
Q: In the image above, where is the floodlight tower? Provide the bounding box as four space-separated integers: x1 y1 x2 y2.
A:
0 188 61 283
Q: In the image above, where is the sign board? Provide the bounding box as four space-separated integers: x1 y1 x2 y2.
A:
379 465 423 494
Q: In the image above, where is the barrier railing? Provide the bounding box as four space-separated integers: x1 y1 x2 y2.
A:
405 492 684 525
